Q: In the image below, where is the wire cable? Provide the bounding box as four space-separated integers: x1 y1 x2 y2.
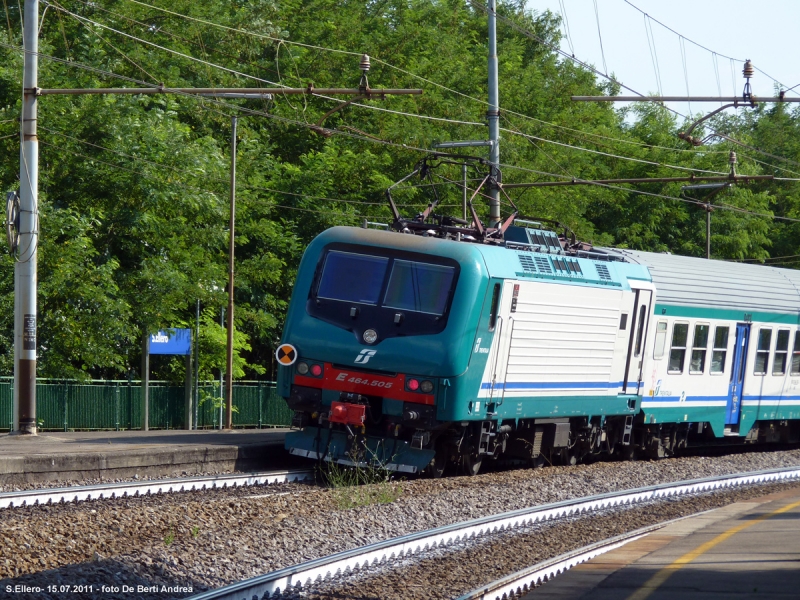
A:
592 0 608 75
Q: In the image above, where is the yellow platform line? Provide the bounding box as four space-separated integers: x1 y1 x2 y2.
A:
626 498 800 600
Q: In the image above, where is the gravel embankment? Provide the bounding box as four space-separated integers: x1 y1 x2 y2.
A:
1 449 800 599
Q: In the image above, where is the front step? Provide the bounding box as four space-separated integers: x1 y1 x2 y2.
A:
723 426 740 437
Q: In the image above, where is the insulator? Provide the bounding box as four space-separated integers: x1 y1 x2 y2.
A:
729 150 737 165
742 59 754 79
360 54 371 72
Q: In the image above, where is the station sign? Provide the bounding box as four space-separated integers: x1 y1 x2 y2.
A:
148 328 192 355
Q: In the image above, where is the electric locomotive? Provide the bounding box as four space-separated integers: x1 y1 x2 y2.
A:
277 158 800 475
278 221 658 475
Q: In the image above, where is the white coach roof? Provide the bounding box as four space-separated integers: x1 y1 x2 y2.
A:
609 249 800 314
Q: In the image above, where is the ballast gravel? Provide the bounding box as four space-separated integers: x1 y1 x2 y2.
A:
1 449 800 599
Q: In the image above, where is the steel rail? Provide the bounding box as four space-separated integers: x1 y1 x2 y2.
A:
187 465 800 600
454 518 692 600
0 469 314 509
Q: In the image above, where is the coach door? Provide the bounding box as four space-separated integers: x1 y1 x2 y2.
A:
726 324 751 426
623 289 653 394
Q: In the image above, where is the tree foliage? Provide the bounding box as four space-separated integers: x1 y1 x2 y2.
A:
0 0 798 379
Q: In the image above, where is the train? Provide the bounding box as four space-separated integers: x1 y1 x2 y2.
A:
276 218 800 476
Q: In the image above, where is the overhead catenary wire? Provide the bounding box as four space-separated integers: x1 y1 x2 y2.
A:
106 0 729 159
11 5 800 223
6 22 739 182
471 0 800 170
622 0 798 96
73 0 800 180
71 0 773 178
643 14 662 96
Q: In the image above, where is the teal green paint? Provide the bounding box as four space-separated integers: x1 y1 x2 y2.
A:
643 406 726 438
436 278 499 421
655 304 800 325
440 392 638 421
382 398 404 417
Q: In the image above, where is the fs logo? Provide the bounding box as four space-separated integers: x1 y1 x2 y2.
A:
355 349 377 364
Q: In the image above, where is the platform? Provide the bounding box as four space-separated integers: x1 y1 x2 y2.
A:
0 429 301 486
527 484 800 600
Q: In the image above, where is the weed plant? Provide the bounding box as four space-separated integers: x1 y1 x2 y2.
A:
319 448 404 509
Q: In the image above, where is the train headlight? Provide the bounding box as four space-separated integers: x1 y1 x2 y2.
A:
296 362 309 375
310 364 323 377
420 380 434 393
406 378 420 391
363 329 378 344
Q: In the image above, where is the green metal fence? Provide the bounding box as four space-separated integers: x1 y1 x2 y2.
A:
0 378 292 431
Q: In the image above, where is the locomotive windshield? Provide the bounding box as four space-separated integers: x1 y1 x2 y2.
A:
383 260 454 315
317 250 455 316
317 251 388 305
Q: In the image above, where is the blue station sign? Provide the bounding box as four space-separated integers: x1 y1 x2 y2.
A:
148 328 192 356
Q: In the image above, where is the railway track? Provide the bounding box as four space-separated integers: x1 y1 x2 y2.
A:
454 520 675 600
187 465 800 600
0 469 315 509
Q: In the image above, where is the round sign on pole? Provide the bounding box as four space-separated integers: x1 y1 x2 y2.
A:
275 343 298 366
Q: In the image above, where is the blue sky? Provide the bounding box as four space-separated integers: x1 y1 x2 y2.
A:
527 1 800 119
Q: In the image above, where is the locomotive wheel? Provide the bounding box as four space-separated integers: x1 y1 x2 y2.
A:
426 443 449 479
529 454 546 469
461 453 482 476
560 448 577 466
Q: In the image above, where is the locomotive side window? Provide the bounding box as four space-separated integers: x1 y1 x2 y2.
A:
792 331 800 375
690 324 709 374
653 321 668 359
668 322 689 373
317 251 388 305
773 329 790 375
488 283 501 331
383 260 455 316
710 326 729 374
754 328 772 375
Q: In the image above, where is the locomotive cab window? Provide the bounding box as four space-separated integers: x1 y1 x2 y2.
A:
318 251 389 305
488 283 501 331
710 326 729 374
690 324 709 374
792 331 800 376
383 260 455 316
668 322 689 373
754 328 772 375
773 329 790 376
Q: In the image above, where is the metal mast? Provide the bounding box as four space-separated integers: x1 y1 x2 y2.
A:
15 0 39 434
487 0 501 227
225 116 237 430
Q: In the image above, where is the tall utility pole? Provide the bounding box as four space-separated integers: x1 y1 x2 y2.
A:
225 116 237 430
487 0 501 227
15 0 39 434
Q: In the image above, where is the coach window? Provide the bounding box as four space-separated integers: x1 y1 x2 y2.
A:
754 328 772 375
791 331 800 376
773 329 790 376
668 322 689 373
690 324 709 374
653 321 668 360
710 326 729 374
